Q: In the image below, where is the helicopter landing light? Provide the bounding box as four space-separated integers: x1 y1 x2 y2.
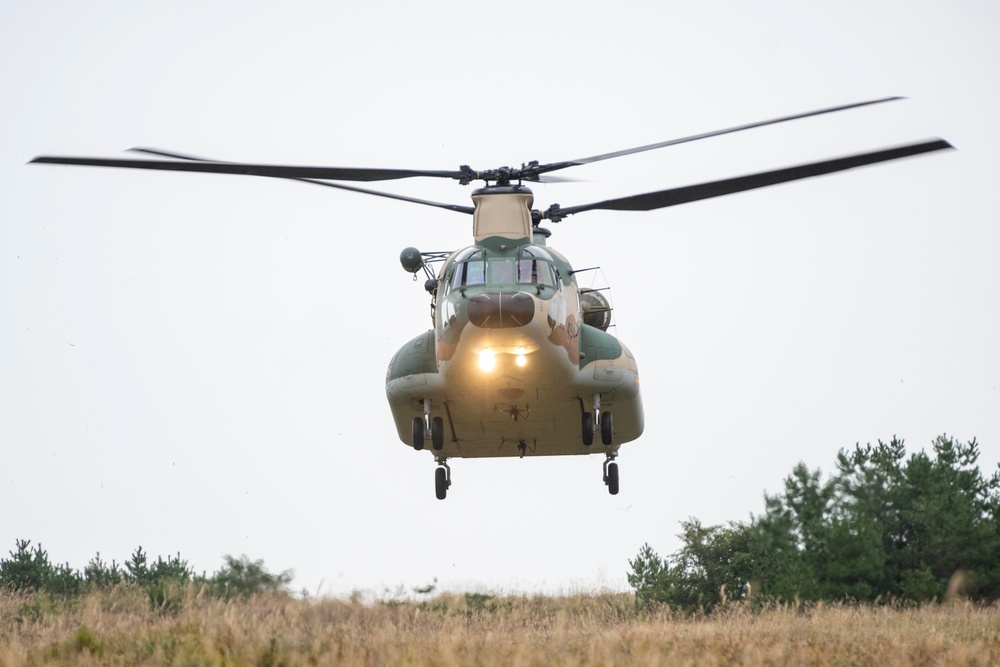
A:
478 350 497 372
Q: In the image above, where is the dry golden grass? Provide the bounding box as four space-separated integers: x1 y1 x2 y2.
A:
2 588 999 666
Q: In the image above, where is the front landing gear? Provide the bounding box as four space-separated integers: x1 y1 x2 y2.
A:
600 411 613 446
583 394 613 447
603 454 620 495
434 459 452 500
412 401 444 451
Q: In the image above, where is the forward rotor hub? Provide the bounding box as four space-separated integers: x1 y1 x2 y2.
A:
460 161 543 186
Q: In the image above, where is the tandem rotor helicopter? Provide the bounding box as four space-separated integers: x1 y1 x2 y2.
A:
31 96 951 500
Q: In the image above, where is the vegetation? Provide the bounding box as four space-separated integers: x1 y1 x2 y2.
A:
0 542 293 607
629 434 1000 612
6 432 1000 664
1 587 998 665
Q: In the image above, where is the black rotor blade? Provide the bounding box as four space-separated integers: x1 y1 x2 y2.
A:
127 148 473 215
548 138 953 219
534 96 905 177
30 154 467 183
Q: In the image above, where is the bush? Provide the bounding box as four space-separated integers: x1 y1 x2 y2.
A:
209 554 293 599
0 542 292 610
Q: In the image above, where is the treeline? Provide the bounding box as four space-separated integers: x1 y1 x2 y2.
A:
629 435 1000 612
0 541 292 610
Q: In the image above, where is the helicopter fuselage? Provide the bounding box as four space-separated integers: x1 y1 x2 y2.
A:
385 186 644 460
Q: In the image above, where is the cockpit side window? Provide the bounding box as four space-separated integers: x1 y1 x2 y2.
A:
441 265 454 296
517 259 557 286
518 246 558 288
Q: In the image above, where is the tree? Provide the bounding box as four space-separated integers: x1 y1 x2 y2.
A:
626 543 667 611
0 540 53 592
123 546 151 587
210 554 292 599
627 521 761 613
84 553 123 589
754 436 1000 602
630 435 1000 607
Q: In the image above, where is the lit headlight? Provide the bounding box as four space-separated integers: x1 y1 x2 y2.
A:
478 350 496 371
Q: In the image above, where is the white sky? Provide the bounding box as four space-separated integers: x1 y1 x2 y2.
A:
2 0 998 598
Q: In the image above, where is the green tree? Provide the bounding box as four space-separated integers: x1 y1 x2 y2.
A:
626 543 667 611
210 555 292 599
46 562 84 596
627 521 760 613
754 436 1000 603
0 540 53 592
123 546 151 587
631 435 1000 607
83 553 122 589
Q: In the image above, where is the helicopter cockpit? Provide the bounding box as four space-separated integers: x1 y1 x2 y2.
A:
446 245 562 293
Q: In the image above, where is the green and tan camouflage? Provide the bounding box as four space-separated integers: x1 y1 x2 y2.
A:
386 186 643 495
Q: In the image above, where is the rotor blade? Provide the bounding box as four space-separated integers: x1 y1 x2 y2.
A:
126 148 473 215
549 138 953 219
535 96 905 176
534 174 579 184
30 154 468 182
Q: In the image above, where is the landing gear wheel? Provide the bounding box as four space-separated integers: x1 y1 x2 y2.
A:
412 417 425 451
600 411 614 446
435 466 448 500
606 462 619 495
582 412 594 446
431 416 444 450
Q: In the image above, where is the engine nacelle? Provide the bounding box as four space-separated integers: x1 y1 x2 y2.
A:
580 289 612 331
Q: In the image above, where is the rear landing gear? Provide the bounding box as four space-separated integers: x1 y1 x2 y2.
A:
435 459 451 500
603 454 619 495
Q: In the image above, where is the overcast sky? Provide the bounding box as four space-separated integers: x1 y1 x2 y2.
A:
2 1 998 598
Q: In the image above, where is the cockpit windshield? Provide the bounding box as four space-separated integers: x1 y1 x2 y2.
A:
448 246 559 290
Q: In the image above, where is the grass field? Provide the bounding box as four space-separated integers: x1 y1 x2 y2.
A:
2 588 999 666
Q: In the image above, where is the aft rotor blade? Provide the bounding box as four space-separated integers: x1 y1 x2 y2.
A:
534 96 905 176
127 148 473 215
549 139 953 219
30 154 468 183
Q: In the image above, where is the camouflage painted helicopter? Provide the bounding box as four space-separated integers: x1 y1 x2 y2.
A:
31 97 951 499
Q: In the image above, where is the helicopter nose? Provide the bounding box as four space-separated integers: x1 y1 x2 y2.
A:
467 291 535 328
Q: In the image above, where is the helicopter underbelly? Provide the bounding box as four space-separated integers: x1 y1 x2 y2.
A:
385 322 644 459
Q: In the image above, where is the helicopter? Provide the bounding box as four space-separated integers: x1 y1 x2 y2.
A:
30 96 951 500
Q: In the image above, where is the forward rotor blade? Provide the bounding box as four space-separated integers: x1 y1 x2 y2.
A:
535 96 905 176
30 154 467 183
549 138 953 219
127 148 473 215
